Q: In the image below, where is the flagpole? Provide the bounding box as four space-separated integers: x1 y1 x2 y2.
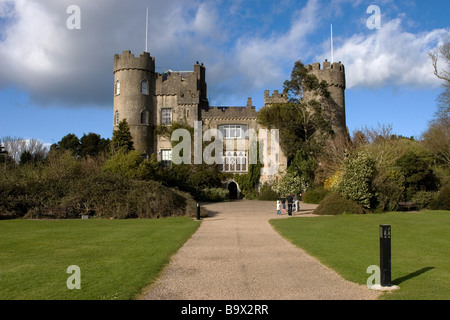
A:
145 6 149 52
331 24 334 64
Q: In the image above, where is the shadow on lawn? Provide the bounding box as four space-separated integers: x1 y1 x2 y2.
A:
393 267 435 285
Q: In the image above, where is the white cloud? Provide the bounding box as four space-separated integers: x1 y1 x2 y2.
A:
0 0 448 110
331 18 449 89
232 0 320 91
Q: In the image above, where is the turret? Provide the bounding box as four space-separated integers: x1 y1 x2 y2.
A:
305 60 346 136
113 51 156 155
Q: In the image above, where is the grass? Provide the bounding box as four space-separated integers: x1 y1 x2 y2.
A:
270 210 450 300
0 218 200 300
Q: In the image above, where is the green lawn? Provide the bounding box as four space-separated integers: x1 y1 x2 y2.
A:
0 218 200 300
270 211 450 300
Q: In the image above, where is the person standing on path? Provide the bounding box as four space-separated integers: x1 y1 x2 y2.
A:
287 194 294 216
276 200 282 215
281 195 286 213
293 193 299 212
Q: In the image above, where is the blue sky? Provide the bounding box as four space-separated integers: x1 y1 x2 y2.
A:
0 0 449 146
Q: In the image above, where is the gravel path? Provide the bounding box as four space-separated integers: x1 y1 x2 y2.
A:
140 200 380 300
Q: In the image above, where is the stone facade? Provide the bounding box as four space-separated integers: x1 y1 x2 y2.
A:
113 51 346 187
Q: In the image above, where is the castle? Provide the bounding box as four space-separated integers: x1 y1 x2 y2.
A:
113 50 346 197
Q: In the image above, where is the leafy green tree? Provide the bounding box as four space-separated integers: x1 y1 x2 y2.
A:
272 170 304 196
54 133 81 156
283 60 330 102
338 150 377 209
112 119 134 152
257 61 333 164
80 133 110 158
395 151 439 200
102 150 147 180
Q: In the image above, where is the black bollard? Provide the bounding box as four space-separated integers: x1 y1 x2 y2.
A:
196 203 201 221
379 225 392 287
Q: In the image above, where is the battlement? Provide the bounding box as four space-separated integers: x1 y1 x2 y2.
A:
305 59 346 89
306 59 345 73
264 90 288 106
113 50 155 73
155 62 207 105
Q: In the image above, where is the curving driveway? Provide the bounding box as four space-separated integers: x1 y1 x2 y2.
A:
141 200 380 300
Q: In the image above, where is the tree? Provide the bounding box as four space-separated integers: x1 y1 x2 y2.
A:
283 60 330 102
2 136 48 163
52 133 81 157
395 151 439 200
80 133 110 158
337 150 377 209
112 119 134 152
424 42 450 166
429 42 450 120
257 61 333 164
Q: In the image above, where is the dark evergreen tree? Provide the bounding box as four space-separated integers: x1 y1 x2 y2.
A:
112 119 134 153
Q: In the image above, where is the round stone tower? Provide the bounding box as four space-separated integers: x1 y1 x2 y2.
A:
113 50 156 155
305 60 346 136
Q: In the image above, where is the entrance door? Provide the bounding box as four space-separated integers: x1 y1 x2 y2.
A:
228 182 238 200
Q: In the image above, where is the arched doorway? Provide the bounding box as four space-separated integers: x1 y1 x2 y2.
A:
228 181 239 200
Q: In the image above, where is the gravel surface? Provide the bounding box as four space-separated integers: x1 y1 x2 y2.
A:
140 200 380 300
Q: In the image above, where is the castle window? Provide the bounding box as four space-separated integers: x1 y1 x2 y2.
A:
141 80 148 95
140 110 149 125
221 151 247 172
115 111 120 125
218 125 248 139
116 81 120 95
161 149 172 167
161 108 172 125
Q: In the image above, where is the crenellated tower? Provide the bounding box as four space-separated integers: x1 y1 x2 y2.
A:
305 60 346 136
113 51 156 155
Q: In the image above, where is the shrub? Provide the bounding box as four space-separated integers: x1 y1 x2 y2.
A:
272 170 305 196
303 187 329 204
395 151 439 200
323 170 342 191
411 190 438 210
61 173 193 219
314 192 367 215
429 182 450 210
102 150 145 179
338 150 377 209
373 169 405 211
200 187 229 202
258 183 279 201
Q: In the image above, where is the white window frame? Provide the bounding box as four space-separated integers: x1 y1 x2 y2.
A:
220 151 247 172
161 149 172 166
219 125 247 139
161 108 172 125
